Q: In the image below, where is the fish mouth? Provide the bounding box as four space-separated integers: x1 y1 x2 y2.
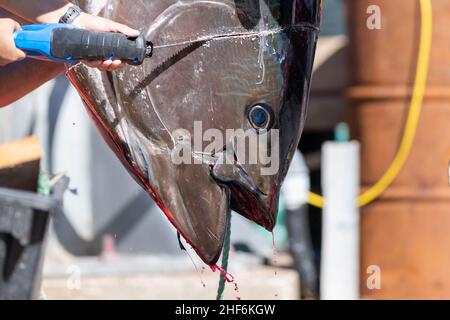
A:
209 145 278 231
164 162 229 266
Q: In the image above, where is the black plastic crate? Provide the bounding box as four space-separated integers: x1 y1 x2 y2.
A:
0 177 69 300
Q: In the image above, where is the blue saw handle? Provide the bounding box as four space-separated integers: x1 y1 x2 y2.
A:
13 23 150 65
14 24 78 63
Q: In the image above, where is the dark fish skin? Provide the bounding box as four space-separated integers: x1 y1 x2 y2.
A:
68 0 322 265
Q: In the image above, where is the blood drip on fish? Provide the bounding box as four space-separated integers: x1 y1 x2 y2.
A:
210 265 235 283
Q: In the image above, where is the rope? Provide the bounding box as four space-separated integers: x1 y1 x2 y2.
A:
38 171 51 196
216 208 232 300
308 0 433 208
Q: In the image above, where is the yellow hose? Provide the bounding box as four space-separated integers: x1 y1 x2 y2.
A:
308 0 433 209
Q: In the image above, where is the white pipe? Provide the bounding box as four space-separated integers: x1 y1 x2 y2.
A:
320 141 360 300
281 150 310 211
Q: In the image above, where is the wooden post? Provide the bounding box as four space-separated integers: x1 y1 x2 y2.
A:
0 136 42 192
348 0 450 298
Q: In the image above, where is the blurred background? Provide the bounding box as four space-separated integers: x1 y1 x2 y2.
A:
1 0 449 300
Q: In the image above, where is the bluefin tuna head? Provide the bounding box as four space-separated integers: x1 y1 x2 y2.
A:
68 0 322 265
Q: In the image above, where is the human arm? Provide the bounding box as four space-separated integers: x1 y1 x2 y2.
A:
0 9 65 107
0 59 65 108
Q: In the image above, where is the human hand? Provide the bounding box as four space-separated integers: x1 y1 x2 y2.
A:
72 12 140 71
0 18 26 66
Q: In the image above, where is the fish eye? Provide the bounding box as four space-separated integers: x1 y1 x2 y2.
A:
247 103 275 130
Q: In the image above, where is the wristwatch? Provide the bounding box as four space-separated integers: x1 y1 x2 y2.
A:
58 5 83 24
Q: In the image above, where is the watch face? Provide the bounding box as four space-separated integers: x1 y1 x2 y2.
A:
68 0 322 265
59 6 82 24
